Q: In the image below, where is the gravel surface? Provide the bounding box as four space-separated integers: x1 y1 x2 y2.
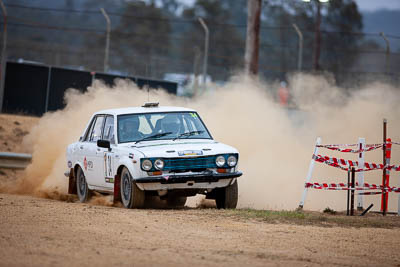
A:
0 193 400 267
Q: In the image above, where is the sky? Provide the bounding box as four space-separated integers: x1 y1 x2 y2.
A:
178 0 400 12
354 0 400 12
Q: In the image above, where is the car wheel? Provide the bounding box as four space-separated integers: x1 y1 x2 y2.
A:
120 167 145 209
167 196 187 208
76 167 92 202
215 180 238 209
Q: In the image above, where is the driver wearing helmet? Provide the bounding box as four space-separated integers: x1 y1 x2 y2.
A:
120 116 143 142
161 115 181 136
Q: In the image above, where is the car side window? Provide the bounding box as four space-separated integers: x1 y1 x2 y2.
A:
102 116 115 144
82 117 96 142
89 116 105 142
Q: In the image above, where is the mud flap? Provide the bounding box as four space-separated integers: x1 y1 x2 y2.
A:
113 174 121 204
68 169 77 195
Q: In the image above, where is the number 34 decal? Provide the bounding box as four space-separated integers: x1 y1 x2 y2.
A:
104 153 113 179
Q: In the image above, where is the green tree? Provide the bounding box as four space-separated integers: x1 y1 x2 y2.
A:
111 1 171 76
82 1 172 77
181 0 245 81
258 0 363 79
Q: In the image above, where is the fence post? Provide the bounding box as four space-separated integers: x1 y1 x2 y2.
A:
382 119 387 215
398 187 400 215
0 0 7 113
347 168 350 216
198 17 209 92
351 167 355 216
44 66 52 113
357 138 365 210
292 23 303 72
298 137 321 209
382 138 392 214
100 8 111 73
379 32 391 74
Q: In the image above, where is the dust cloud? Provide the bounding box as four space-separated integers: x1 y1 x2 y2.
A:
5 73 400 211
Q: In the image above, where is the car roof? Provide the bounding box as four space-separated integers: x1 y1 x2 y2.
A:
94 106 197 116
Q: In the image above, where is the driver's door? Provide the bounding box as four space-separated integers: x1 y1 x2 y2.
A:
85 115 106 187
99 115 115 189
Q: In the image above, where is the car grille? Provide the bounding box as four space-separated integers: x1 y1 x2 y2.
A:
163 156 216 171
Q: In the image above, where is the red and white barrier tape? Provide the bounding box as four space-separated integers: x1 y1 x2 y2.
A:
317 143 358 147
312 154 385 172
313 154 400 172
316 144 383 153
305 182 400 192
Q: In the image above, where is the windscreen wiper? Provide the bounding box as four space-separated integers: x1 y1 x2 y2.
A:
173 130 204 141
135 132 172 144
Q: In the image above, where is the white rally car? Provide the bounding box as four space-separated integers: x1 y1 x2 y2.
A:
66 103 242 209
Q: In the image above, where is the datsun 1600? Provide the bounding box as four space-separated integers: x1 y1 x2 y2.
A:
65 103 242 209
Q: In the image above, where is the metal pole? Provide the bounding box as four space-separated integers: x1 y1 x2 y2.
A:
357 138 365 211
382 118 387 216
292 23 303 72
100 8 110 73
193 46 200 97
44 66 52 113
379 32 390 74
360 204 373 216
0 0 7 112
298 137 321 209
351 167 355 216
347 169 350 216
198 18 209 92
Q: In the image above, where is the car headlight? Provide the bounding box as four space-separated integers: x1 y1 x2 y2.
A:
142 159 152 171
154 159 164 170
227 155 237 167
215 155 226 167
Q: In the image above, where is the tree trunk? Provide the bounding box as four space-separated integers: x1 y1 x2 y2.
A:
313 0 321 71
244 0 261 76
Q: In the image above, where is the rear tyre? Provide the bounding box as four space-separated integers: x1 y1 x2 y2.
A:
216 180 238 209
120 167 145 209
167 196 187 208
76 167 92 203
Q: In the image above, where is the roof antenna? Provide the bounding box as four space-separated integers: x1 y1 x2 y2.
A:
147 86 149 102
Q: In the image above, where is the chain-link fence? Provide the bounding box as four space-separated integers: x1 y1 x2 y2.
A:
1 2 400 88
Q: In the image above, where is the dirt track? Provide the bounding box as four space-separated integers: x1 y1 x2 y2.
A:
1 114 400 266
0 193 399 267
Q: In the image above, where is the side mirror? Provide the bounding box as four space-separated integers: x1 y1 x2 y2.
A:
79 136 83 141
97 139 111 150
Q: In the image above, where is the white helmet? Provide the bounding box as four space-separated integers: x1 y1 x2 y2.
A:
161 115 180 134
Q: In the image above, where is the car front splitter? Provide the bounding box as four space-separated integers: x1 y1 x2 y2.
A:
134 171 242 184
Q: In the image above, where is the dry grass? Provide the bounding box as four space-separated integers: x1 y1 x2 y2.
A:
222 208 400 229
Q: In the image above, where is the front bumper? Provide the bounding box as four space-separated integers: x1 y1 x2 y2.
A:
133 171 242 191
134 171 242 184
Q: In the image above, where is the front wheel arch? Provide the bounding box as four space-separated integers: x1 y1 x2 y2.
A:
120 167 145 208
113 165 127 203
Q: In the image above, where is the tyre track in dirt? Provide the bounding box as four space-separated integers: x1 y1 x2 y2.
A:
1 193 400 267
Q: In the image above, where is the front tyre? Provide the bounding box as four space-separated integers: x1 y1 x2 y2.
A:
216 180 238 209
120 167 145 209
76 167 92 202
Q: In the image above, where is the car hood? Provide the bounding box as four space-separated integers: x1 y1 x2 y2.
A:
122 139 238 158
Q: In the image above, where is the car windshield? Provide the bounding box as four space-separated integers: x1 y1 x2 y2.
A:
117 112 212 143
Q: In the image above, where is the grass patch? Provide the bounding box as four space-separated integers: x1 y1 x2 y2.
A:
223 208 400 229
323 207 337 215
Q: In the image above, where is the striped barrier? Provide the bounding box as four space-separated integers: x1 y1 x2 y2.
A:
316 144 383 153
305 182 400 192
299 135 400 216
312 154 400 172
